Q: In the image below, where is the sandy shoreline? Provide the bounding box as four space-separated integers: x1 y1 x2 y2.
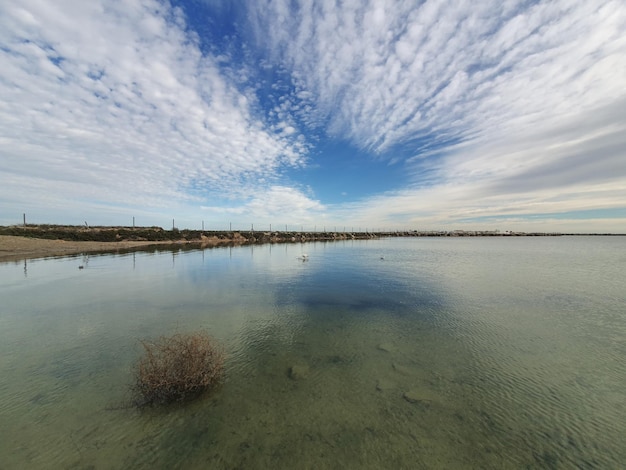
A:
0 235 223 263
0 229 377 263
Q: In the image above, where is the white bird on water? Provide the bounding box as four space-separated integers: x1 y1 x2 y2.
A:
298 254 309 261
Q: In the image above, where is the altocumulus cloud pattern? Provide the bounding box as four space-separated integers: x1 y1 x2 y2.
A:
0 0 625 232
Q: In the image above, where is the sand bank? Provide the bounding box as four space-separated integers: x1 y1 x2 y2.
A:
0 235 222 263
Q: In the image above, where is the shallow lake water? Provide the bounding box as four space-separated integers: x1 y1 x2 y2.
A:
0 236 624 469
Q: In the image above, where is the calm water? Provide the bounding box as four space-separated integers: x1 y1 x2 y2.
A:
0 237 624 469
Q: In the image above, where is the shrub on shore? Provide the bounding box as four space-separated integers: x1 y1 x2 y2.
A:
133 332 224 407
0 225 204 242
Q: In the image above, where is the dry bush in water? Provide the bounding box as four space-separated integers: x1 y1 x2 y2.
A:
133 332 224 407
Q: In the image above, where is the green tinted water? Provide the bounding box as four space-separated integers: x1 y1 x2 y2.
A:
0 237 624 468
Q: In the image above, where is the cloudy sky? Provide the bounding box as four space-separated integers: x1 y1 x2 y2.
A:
1 0 625 232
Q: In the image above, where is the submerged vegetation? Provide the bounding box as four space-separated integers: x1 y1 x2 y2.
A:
133 332 224 407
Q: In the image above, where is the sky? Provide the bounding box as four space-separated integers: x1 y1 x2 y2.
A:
1 0 625 233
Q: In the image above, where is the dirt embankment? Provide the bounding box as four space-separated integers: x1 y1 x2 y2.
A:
0 225 381 262
0 235 191 262
0 226 224 262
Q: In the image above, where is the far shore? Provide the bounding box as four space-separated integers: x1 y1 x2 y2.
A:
1 224 621 263
0 226 381 262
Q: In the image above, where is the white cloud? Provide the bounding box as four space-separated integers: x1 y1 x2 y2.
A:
201 185 325 226
2 0 625 231
250 0 626 152
0 0 306 222
248 0 626 230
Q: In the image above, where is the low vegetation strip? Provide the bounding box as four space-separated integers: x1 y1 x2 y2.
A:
0 224 571 243
0 225 197 242
0 224 384 243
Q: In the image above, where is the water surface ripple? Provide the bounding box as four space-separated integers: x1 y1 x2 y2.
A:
0 237 624 468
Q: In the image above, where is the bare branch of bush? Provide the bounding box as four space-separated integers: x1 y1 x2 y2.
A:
133 332 224 407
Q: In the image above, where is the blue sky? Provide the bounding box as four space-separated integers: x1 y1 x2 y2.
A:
1 0 625 232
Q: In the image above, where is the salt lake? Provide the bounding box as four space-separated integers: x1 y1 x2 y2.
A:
0 236 624 468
